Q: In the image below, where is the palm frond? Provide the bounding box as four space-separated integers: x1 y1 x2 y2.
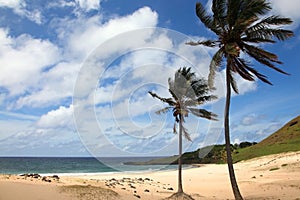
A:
233 0 271 33
243 43 281 63
208 47 224 89
227 0 241 27
248 15 293 32
197 95 218 103
148 91 176 106
155 107 173 115
241 62 273 85
229 71 239 94
243 44 289 75
184 94 217 107
173 109 180 123
196 2 221 34
173 123 177 134
238 0 271 21
246 27 294 41
232 57 255 82
212 0 227 30
186 40 220 47
168 78 179 101
262 29 294 41
188 108 218 120
242 37 275 44
182 125 192 142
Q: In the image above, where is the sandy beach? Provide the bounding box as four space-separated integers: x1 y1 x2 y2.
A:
0 151 299 200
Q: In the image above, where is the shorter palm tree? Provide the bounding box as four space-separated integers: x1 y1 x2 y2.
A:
149 67 217 199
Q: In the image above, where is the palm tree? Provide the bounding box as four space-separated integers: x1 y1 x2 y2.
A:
149 67 217 198
186 0 294 199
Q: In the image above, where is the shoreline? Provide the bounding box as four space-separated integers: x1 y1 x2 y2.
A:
0 164 194 177
0 151 299 200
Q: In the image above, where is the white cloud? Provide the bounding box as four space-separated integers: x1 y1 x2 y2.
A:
75 0 100 11
18 9 43 24
47 0 76 9
36 105 74 129
59 6 158 60
235 75 257 95
0 0 43 24
0 29 61 97
15 61 80 108
0 0 22 8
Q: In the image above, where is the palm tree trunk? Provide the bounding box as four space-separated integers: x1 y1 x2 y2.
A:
225 65 243 200
177 114 184 193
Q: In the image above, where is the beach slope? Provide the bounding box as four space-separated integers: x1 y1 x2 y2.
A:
0 151 299 200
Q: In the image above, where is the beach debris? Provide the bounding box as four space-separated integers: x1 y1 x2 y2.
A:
18 174 60 183
52 175 60 180
167 187 174 191
42 176 52 182
134 194 141 198
130 185 136 189
20 173 41 179
144 189 150 192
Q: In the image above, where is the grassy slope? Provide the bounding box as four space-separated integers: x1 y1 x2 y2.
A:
125 115 300 165
233 115 300 162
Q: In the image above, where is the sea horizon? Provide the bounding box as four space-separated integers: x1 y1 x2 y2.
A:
0 156 179 175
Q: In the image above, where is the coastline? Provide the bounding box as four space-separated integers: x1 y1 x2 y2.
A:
0 151 299 200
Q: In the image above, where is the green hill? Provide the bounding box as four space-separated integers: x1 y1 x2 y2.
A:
125 143 255 165
125 115 300 165
124 145 228 165
233 115 300 162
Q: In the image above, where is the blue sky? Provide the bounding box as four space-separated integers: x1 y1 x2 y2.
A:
0 0 299 157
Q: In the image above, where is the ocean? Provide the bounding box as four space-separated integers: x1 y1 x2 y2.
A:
0 157 178 175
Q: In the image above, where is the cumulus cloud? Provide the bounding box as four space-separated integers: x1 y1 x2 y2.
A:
0 29 61 97
58 6 158 60
36 105 74 129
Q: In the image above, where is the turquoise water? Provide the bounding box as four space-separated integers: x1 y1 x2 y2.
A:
0 157 177 175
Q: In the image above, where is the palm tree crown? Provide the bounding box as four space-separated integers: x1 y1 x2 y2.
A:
149 67 217 140
187 0 294 93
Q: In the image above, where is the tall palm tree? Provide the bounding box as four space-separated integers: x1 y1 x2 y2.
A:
187 0 294 199
149 67 217 198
